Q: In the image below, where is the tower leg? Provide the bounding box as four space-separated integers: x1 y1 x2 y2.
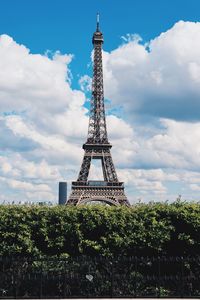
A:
77 155 91 182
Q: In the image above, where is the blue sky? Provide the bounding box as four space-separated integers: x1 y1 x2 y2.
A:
1 0 200 203
1 0 200 85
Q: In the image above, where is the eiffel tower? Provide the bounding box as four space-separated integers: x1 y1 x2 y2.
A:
67 15 130 206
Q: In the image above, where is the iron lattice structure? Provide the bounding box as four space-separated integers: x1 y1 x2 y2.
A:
67 16 130 206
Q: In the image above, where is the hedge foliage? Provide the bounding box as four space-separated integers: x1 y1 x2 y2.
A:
0 201 200 257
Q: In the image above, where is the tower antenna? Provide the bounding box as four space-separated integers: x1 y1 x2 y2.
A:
96 12 100 31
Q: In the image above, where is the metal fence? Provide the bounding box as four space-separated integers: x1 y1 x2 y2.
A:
0 256 200 298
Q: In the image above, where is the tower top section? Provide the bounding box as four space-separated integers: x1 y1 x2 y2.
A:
93 13 104 44
86 12 107 145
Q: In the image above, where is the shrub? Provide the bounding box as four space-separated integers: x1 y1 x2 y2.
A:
0 202 199 257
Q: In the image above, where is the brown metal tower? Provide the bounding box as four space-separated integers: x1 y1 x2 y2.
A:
67 15 130 206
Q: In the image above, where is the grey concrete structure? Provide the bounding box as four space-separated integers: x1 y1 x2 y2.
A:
58 182 67 205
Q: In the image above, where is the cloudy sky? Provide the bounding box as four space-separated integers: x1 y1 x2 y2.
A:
1 0 200 204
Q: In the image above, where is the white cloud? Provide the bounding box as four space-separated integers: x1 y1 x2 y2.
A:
102 21 200 121
8 179 50 192
0 154 62 188
2 115 81 162
189 184 200 191
142 119 200 170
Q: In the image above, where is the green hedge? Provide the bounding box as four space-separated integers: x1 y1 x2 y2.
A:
0 201 200 257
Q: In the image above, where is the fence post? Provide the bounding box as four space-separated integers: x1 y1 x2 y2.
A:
134 257 137 297
158 256 161 298
181 257 184 298
110 259 114 298
40 260 43 299
63 260 66 298
12 273 17 299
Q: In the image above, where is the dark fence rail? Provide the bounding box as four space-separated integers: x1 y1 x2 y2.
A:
0 256 200 298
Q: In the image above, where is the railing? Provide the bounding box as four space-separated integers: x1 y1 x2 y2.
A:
72 181 124 187
0 256 200 298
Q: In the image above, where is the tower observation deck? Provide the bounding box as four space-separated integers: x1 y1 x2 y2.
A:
66 15 130 206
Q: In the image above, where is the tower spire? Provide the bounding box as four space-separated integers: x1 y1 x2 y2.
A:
67 16 130 206
96 12 100 31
